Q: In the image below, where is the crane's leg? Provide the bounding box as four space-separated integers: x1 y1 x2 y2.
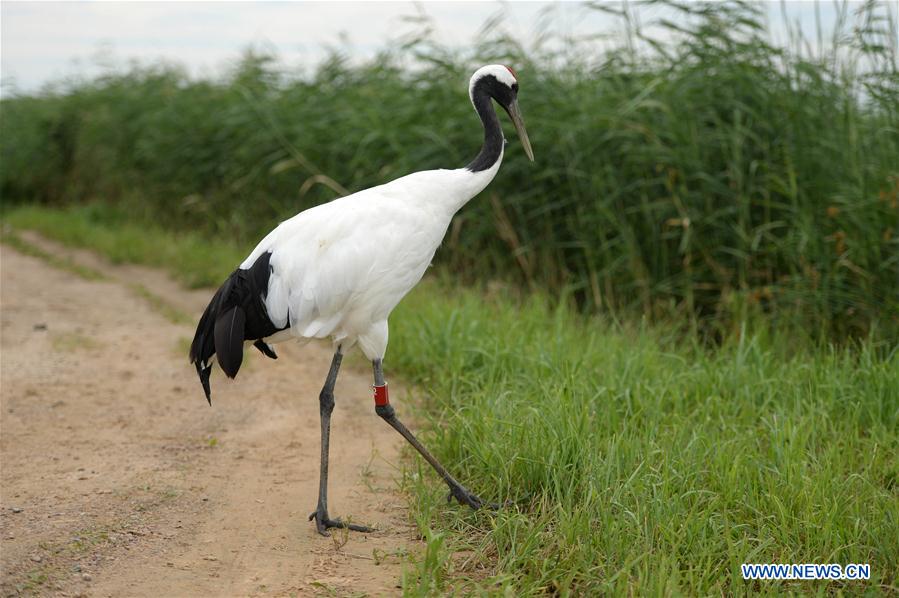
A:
372 359 490 510
308 347 373 535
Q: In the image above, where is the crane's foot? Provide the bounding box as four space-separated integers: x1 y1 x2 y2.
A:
446 483 501 511
308 509 373 536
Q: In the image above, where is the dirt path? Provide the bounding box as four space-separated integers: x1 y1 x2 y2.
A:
0 234 416 597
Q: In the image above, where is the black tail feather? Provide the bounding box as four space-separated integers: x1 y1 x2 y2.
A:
188 251 282 403
189 283 225 403
197 362 212 405
214 306 246 378
253 340 278 359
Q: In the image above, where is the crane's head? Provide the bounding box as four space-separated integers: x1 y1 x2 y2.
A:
469 64 535 162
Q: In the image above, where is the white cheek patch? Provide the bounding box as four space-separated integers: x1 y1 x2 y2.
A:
494 65 517 87
469 64 518 103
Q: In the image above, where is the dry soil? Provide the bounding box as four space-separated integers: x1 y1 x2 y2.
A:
1 234 416 597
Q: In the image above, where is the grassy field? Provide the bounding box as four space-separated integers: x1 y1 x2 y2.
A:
390 284 898 595
2 1 898 593
3 205 897 595
2 2 897 342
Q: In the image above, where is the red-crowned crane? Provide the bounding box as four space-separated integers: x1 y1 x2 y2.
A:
189 64 534 535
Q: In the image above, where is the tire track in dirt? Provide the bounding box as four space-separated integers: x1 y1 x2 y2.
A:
1 234 416 597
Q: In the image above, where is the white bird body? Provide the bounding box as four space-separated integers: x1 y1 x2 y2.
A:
190 64 531 404
242 157 502 359
189 64 533 533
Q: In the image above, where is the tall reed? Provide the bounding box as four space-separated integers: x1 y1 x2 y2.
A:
2 1 896 342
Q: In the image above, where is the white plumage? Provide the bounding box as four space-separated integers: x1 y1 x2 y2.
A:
189 64 533 535
243 158 502 359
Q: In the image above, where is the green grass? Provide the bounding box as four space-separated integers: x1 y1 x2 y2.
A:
5 206 896 595
50 331 100 352
126 282 193 325
0 227 107 281
389 286 898 595
2 204 244 288
2 1 897 341
3 207 204 326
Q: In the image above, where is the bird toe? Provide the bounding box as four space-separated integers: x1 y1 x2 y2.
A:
309 509 373 534
447 484 492 510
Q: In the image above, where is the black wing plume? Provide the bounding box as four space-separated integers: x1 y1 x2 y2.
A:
214 306 246 378
188 251 283 403
253 340 278 359
197 363 213 405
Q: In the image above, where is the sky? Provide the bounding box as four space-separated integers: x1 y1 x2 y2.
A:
1 1 893 95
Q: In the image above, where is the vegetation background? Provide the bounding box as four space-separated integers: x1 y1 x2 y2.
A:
2 1 897 594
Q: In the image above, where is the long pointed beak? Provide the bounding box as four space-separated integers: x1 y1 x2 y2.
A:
506 99 534 162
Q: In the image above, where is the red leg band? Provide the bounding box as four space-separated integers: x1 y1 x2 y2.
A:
373 383 389 406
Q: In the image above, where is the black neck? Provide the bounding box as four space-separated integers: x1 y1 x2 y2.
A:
465 86 504 172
